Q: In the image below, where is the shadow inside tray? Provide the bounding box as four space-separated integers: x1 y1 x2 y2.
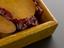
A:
23 36 54 48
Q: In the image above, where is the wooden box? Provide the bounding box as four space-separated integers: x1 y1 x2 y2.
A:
0 0 58 48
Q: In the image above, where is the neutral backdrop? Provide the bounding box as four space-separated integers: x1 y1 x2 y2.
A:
24 0 64 48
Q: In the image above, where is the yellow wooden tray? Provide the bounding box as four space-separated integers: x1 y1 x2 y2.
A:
0 0 58 48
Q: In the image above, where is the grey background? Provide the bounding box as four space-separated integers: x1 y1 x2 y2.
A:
24 0 64 48
44 0 64 48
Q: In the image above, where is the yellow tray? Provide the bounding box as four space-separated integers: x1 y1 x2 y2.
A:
0 0 58 48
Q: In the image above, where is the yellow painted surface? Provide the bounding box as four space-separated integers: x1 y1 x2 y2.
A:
0 0 35 19
0 0 58 48
0 16 16 33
